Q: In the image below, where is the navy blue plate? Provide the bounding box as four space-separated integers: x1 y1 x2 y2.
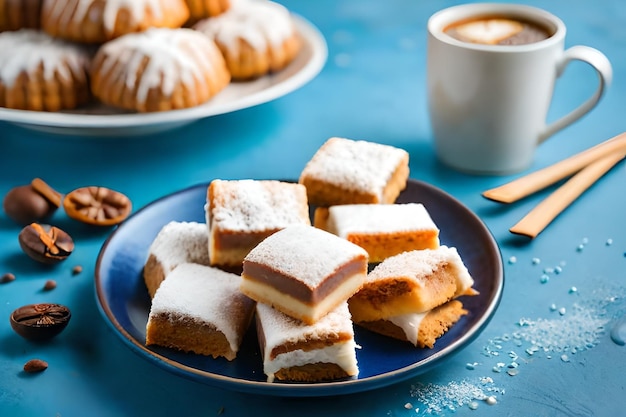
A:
95 179 503 396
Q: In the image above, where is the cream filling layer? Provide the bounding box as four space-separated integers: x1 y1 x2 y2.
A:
387 311 428 346
263 339 359 383
240 271 365 324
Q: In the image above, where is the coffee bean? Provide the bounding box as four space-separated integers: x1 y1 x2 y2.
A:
18 223 74 264
1 272 16 284
23 359 48 373
3 179 62 225
43 280 57 291
63 186 132 226
10 303 71 341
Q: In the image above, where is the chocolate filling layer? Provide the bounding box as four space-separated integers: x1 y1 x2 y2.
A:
212 229 278 251
243 259 365 304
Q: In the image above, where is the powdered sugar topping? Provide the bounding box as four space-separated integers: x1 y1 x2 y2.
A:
209 180 310 232
301 137 409 200
147 221 209 272
244 225 368 289
257 301 354 347
149 263 253 352
367 246 474 296
327 203 439 235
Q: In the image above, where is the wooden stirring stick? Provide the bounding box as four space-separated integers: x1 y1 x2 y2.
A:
483 132 626 203
509 151 626 238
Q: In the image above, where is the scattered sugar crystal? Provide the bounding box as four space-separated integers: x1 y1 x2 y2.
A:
409 286 624 415
543 267 554 274
525 345 540 355
554 265 563 274
540 274 549 284
410 379 503 414
466 362 478 370
569 287 578 294
404 402 413 410
577 244 585 252
508 256 517 264
606 238 613 246
468 401 479 410
532 257 541 265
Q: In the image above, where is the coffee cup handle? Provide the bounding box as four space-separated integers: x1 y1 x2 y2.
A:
539 46 613 143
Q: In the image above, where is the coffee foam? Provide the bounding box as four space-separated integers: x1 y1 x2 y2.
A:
453 18 524 45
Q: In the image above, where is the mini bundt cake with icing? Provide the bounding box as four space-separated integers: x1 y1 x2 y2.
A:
0 29 91 111
194 0 301 79
90 27 231 112
41 0 190 43
0 0 43 32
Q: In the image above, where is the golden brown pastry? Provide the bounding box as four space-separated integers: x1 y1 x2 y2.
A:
90 28 230 112
41 0 190 43
0 29 90 111
194 0 301 79
300 137 410 206
183 0 230 24
0 0 43 32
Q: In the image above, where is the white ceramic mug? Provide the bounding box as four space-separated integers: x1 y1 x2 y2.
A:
427 3 612 174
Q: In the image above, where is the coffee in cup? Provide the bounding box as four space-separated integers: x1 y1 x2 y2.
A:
427 4 612 174
444 15 551 45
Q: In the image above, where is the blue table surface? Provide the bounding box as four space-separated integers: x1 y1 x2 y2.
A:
1 1 625 416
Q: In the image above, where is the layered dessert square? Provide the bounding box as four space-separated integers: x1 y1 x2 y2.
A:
146 263 256 360
241 225 368 324
206 179 310 269
348 246 476 322
299 137 410 206
256 301 359 382
355 300 468 348
314 203 440 263
143 221 210 298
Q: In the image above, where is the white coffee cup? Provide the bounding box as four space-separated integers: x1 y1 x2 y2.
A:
427 3 612 174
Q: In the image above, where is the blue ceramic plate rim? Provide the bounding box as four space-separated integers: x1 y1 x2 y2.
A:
94 179 504 397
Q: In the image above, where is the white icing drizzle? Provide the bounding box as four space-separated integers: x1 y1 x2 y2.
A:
194 0 294 53
301 138 409 200
388 311 428 346
256 302 358 383
97 28 223 103
44 0 166 36
0 29 89 87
